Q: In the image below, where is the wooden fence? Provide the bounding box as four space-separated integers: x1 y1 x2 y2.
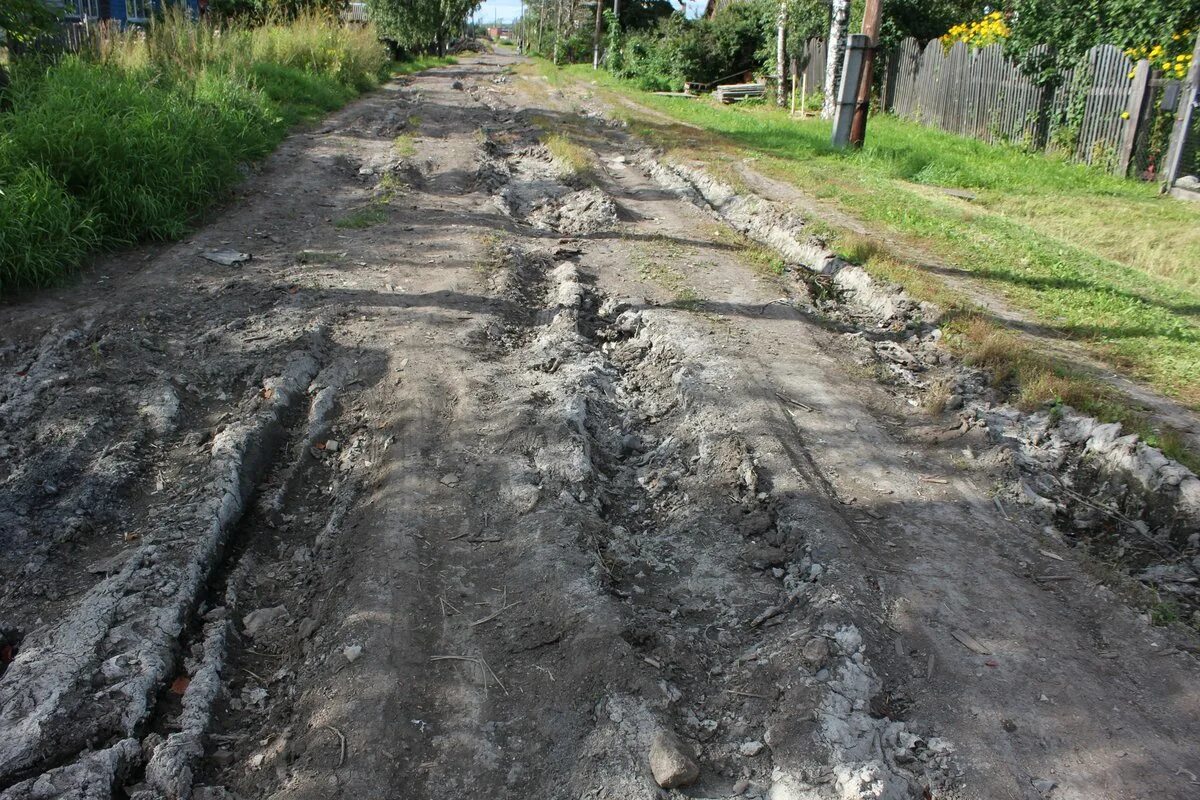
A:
882 37 1184 175
799 37 827 93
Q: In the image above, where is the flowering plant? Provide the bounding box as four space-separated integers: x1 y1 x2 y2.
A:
940 11 1011 52
1124 32 1194 80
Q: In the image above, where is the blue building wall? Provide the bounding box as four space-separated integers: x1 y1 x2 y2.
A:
72 0 202 25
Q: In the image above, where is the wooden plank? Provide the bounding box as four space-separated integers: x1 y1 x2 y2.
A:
1163 33 1200 187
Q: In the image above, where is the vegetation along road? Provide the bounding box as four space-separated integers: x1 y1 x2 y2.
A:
2 27 1200 800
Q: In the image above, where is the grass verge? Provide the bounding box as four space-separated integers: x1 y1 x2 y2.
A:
0 11 406 297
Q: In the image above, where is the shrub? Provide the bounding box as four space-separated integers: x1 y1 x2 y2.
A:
610 5 770 92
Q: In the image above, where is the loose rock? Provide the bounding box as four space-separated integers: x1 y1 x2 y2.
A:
243 606 288 638
738 740 765 757
649 731 699 789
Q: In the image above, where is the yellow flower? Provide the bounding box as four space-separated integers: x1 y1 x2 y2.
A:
1120 110 1130 119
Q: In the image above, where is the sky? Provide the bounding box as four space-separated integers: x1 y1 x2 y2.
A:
472 0 706 25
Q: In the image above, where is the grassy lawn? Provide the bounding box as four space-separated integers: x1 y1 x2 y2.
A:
536 63 1200 462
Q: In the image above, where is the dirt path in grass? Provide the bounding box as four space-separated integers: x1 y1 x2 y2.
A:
591 86 1200 458
1 52 1198 800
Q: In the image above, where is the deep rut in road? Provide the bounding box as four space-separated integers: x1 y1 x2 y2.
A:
0 53 1197 800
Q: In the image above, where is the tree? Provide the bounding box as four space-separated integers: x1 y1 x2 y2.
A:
369 0 482 55
880 0 988 49
0 0 58 43
821 0 848 119
1 0 61 111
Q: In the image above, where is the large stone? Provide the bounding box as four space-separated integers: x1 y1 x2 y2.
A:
649 731 699 789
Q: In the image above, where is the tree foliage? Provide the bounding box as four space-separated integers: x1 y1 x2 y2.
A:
0 0 60 44
879 0 990 49
206 0 347 22
1004 0 1200 81
368 0 482 54
609 3 769 90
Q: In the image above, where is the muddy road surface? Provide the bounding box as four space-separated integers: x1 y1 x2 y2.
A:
1 53 1198 800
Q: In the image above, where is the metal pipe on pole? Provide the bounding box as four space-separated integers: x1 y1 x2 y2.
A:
832 34 869 147
848 0 881 148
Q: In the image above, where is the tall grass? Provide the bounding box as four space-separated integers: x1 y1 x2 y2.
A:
0 10 390 296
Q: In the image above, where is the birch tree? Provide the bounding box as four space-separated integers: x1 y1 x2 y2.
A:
775 0 787 105
821 0 848 119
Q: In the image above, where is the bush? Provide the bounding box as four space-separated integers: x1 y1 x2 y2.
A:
0 11 390 296
610 4 771 92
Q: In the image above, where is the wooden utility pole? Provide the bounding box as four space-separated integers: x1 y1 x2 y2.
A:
848 0 882 147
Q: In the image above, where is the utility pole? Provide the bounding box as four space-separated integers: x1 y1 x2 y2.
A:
848 0 882 147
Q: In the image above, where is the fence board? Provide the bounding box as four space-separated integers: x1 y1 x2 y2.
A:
883 38 1138 169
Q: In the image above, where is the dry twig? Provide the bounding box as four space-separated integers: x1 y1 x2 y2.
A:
321 725 346 768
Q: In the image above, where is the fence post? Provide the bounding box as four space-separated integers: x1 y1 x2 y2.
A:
1115 59 1152 177
832 35 869 146
1162 34 1200 190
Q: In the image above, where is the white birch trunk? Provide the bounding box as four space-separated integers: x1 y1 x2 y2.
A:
776 1 787 106
821 0 849 120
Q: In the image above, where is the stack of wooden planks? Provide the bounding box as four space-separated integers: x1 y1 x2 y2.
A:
714 83 766 103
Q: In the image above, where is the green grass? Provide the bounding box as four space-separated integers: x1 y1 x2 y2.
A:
0 11 392 296
394 55 459 74
393 134 417 157
334 205 389 229
541 132 595 182
549 62 1200 413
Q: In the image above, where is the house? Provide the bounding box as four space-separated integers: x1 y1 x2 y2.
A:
55 0 202 26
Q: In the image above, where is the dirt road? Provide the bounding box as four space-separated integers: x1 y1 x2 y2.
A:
1 53 1198 800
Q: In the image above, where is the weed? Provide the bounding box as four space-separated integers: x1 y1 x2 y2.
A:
374 172 407 202
296 250 346 265
541 132 595 183
923 378 954 414
835 234 883 266
1150 599 1180 626
334 206 389 229
393 134 416 157
475 233 510 276
672 286 703 310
